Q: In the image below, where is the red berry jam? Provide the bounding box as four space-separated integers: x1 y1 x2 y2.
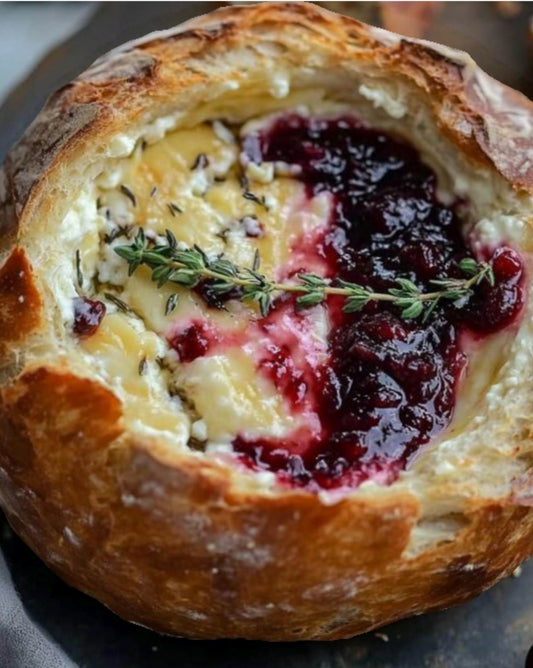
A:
195 281 243 311
73 297 106 337
236 115 525 489
169 320 219 363
186 114 526 490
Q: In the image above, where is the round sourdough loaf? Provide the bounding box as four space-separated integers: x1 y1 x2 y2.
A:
1 1 533 640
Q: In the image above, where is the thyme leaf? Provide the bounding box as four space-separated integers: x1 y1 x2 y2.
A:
120 185 137 207
75 249 83 289
114 229 495 321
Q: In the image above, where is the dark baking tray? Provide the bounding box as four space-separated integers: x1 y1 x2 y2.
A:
1 3 533 667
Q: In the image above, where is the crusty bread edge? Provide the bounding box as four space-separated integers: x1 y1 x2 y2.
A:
1 1 533 640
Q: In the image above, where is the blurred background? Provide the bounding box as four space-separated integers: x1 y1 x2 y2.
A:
1 3 533 668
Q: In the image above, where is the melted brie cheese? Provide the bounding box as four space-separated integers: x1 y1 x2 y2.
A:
82 313 189 439
51 87 531 504
77 120 333 448
179 351 297 442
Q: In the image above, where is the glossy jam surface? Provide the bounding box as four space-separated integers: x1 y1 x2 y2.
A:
231 115 524 489
154 114 523 489
169 320 218 363
73 297 106 337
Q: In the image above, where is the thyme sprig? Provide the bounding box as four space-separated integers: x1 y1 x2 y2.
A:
114 229 495 320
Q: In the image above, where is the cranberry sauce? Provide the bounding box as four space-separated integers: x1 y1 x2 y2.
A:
231 114 525 489
169 320 220 363
168 114 524 490
73 297 106 337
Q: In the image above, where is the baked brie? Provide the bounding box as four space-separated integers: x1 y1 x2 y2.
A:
1 2 533 640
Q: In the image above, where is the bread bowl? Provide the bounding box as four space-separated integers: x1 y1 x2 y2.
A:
1 1 533 642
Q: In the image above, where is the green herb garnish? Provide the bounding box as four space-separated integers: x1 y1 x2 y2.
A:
114 229 495 320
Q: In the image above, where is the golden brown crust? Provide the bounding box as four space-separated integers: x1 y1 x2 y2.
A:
1 1 533 640
0 248 42 346
1 370 532 639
